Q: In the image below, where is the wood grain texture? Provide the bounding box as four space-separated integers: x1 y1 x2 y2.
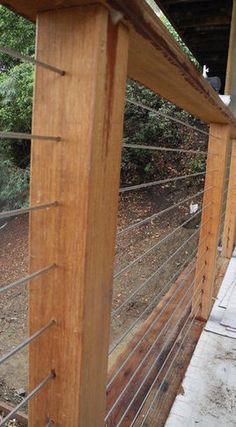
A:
222 140 236 258
193 124 230 320
2 0 236 128
29 5 129 426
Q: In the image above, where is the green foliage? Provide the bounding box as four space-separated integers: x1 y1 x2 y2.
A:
0 6 34 208
161 15 200 69
0 62 33 167
0 158 30 209
0 5 35 70
121 80 207 185
0 5 206 208
188 158 205 173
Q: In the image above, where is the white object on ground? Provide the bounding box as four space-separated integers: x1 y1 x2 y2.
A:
189 202 199 215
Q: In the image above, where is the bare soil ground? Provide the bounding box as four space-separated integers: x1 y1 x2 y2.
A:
0 180 204 423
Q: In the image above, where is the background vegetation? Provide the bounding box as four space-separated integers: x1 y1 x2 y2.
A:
0 5 207 210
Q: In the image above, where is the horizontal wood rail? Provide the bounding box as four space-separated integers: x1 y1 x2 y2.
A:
3 0 236 132
1 1 236 426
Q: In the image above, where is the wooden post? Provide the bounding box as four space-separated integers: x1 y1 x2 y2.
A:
222 139 236 258
29 5 129 426
193 124 230 320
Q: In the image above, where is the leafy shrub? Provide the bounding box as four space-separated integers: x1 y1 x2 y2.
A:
0 62 33 168
121 80 207 185
0 158 29 209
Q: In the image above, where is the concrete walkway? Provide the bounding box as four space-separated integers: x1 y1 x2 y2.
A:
165 253 236 427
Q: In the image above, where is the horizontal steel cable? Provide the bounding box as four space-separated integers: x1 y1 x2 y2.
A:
0 320 55 365
0 131 61 142
121 296 201 427
0 264 55 294
118 187 211 236
123 142 207 156
108 245 207 387
105 267 204 422
110 234 208 357
112 216 208 321
134 298 201 427
114 203 210 280
126 99 223 142
0 45 65 76
0 201 58 220
0 371 55 427
120 170 208 193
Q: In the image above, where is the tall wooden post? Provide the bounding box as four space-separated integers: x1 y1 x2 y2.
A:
193 124 230 320
222 139 236 257
29 5 129 426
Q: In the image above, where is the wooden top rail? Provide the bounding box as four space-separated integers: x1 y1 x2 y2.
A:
2 0 236 133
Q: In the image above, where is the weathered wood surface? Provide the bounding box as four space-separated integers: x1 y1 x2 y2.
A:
2 0 236 130
29 5 129 426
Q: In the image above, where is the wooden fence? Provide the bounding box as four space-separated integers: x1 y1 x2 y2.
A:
0 0 236 426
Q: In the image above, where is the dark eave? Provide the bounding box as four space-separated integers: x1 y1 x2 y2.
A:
155 0 233 93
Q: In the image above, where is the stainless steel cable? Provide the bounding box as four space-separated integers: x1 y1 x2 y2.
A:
0 201 58 220
106 269 204 423
134 298 201 427
123 143 207 156
0 371 55 427
0 320 55 365
126 99 209 137
0 45 65 76
114 204 209 280
0 131 61 142
110 234 207 357
126 99 224 143
120 297 201 427
0 264 55 294
108 246 207 390
111 249 196 354
120 170 208 193
112 217 206 321
118 187 211 236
